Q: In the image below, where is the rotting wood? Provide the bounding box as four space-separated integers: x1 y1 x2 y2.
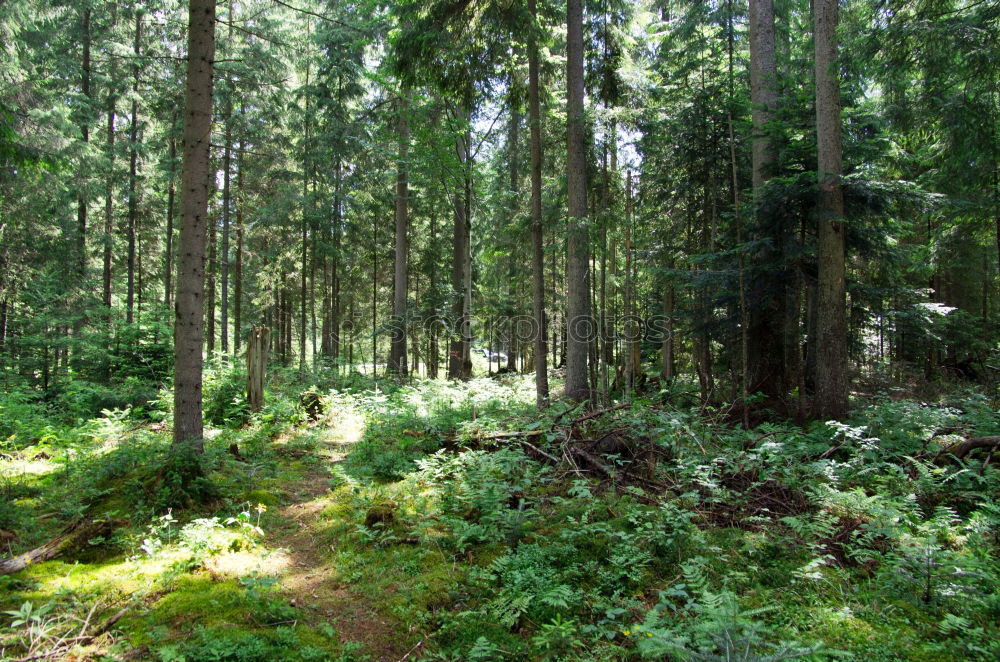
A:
0 518 115 576
933 435 1000 463
247 326 270 412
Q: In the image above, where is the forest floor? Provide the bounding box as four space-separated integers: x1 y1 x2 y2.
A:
263 415 417 661
1 367 999 661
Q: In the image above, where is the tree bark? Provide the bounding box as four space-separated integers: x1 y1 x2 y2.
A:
448 106 473 381
747 0 786 406
0 519 116 577
528 0 549 407
246 327 269 412
506 97 520 373
332 158 342 362
77 8 91 277
103 90 115 309
165 114 177 311
661 266 674 380
389 96 409 375
565 0 591 402
813 0 849 419
206 194 216 354
126 13 141 324
220 43 232 354
750 0 778 191
174 0 216 452
234 141 244 352
299 30 310 373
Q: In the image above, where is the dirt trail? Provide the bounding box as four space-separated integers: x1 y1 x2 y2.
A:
266 417 412 661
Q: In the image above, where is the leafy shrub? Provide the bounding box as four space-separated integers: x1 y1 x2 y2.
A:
203 361 251 426
635 589 821 661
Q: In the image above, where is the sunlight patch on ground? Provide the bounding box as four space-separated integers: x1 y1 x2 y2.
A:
323 396 366 444
204 548 291 579
0 457 57 477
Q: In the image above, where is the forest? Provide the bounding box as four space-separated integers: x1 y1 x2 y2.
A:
1 0 999 658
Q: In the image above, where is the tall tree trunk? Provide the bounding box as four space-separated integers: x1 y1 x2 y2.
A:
750 0 778 190
661 265 674 380
331 158 343 363
174 0 216 452
103 90 115 309
747 0 786 408
126 13 141 324
448 106 473 381
565 0 590 402
77 8 91 277
0 299 7 356
506 94 520 373
389 97 409 375
528 0 549 407
234 142 244 353
372 212 378 376
206 198 216 354
729 0 749 426
220 23 232 354
165 115 177 311
299 29 310 373
813 0 848 419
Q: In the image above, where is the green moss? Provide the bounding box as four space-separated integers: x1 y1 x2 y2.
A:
144 575 246 630
243 489 281 508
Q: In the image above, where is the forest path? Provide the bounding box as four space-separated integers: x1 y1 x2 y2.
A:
264 411 412 661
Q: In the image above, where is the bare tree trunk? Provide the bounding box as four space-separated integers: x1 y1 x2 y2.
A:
728 0 749 426
103 92 115 309
173 0 216 452
448 107 473 381
332 159 342 362
565 0 591 402
299 31 311 373
529 0 549 406
206 201 216 354
234 140 244 352
165 115 177 311
220 17 232 354
661 266 674 380
750 0 778 191
389 96 409 375
813 0 848 419
77 8 91 277
624 171 638 396
506 96 520 374
126 13 141 324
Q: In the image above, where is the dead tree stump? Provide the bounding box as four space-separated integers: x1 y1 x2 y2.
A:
247 327 270 413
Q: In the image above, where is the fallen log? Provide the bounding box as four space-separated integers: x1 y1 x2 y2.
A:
480 429 545 441
0 518 115 576
933 436 1000 463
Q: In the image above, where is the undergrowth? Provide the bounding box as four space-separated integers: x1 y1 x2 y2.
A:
1 364 998 660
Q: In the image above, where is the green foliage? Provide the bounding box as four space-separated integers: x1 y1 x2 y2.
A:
203 361 251 427
636 589 822 661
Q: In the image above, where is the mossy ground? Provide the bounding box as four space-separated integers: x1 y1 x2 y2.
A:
1 370 998 660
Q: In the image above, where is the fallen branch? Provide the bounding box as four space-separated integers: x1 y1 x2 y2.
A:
11 603 131 662
479 403 630 443
521 440 561 465
480 429 545 441
570 447 614 479
567 402 631 428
